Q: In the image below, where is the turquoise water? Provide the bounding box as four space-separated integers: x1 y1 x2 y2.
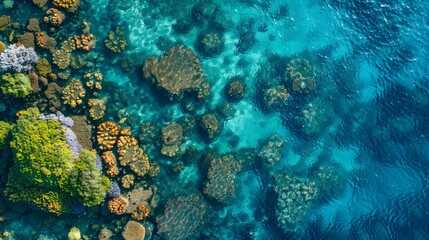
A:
0 0 428 239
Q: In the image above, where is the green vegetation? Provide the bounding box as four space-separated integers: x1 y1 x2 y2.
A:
0 73 33 98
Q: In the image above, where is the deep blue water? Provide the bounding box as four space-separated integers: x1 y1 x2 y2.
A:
0 0 429 239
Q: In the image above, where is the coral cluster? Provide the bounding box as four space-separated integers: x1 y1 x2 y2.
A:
0 15 11 31
88 98 106 120
101 151 119 177
117 135 150 177
16 32 35 48
258 134 286 166
32 0 47 8
84 71 103 90
143 45 209 101
122 221 146 240
160 122 183 157
43 8 65 27
107 196 128 215
203 153 243 204
195 31 224 57
0 121 12 149
263 84 290 109
97 121 119 151
0 73 33 98
200 113 221 141
225 77 246 102
286 58 316 93
4 108 110 214
156 194 206 240
274 173 318 232
27 18 41 32
73 34 95 51
35 31 57 52
53 0 80 12
0 44 38 72
104 28 127 53
36 58 52 77
61 79 86 108
131 203 150 221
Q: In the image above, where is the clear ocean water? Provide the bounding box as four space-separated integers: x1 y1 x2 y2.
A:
0 0 428 239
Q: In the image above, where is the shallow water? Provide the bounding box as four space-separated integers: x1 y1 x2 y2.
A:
0 0 428 239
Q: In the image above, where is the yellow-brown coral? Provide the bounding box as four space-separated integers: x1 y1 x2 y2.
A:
35 31 57 52
61 79 86 108
105 28 127 53
84 72 103 90
107 196 128 215
131 204 150 221
286 58 316 94
27 18 41 32
74 34 95 51
36 58 52 77
117 136 150 177
33 0 48 8
121 174 135 189
53 0 80 12
101 151 119 177
43 8 65 27
97 122 120 151
0 16 11 32
143 45 209 100
88 98 106 120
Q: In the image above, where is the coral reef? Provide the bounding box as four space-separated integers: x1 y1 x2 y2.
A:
0 15 11 31
53 0 80 12
195 31 224 57
274 173 318 232
117 136 150 177
143 45 209 101
0 121 12 149
0 41 5 52
17 32 35 48
97 121 119 151
62 79 86 108
161 122 183 157
70 115 92 149
88 98 106 120
200 113 221 141
105 28 127 53
27 18 41 32
44 8 65 27
286 58 316 94
203 153 243 204
122 221 145 240
5 109 74 214
0 44 38 72
107 196 128 215
84 71 103 90
131 204 150 221
121 174 135 189
263 84 290 109
67 149 111 206
67 227 81 240
0 73 33 98
108 181 121 198
32 0 47 8
101 151 119 177
74 34 95 51
35 31 57 52
156 194 206 240
258 134 286 166
36 58 52 77
225 77 246 102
